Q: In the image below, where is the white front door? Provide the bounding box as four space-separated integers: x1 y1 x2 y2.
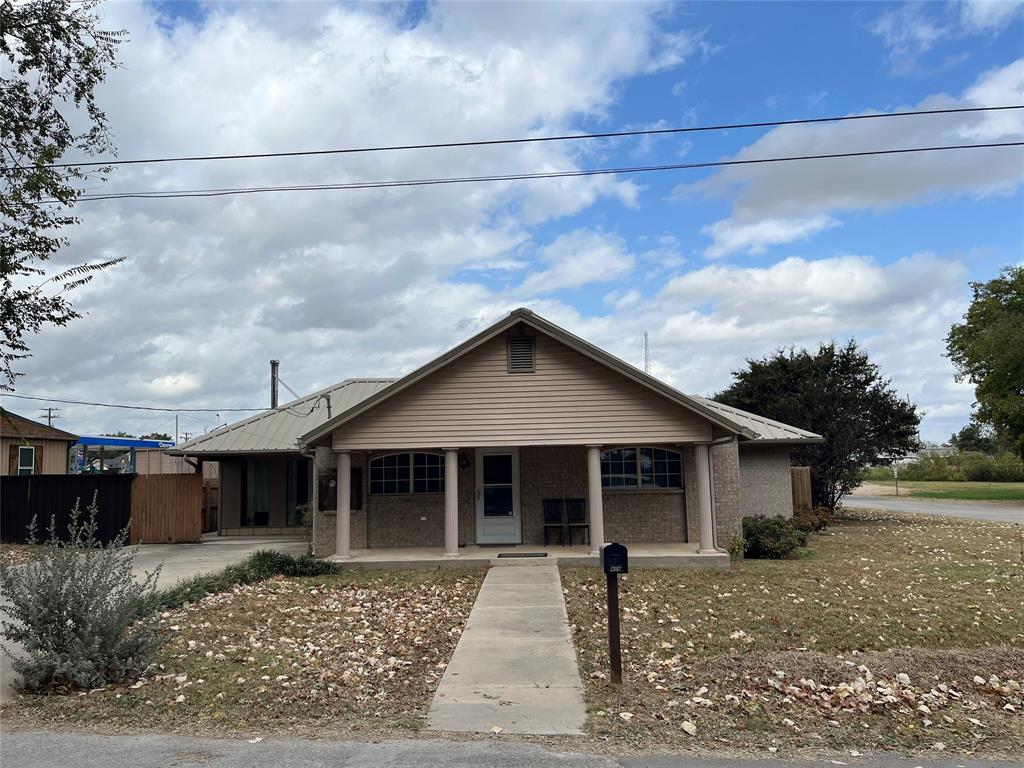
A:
475 448 521 545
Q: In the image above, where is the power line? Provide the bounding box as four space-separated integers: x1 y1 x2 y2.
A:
25 104 1024 170
4 392 265 412
65 141 1024 202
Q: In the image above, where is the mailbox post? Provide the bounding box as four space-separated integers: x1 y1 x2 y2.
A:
601 543 628 684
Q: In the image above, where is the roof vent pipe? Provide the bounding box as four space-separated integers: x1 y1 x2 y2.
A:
270 359 279 408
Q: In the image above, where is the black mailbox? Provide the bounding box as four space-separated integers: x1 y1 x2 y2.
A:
601 542 628 574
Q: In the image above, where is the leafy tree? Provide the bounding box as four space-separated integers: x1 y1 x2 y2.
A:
1 0 126 388
946 266 1024 459
716 340 920 510
140 432 172 441
949 419 1011 456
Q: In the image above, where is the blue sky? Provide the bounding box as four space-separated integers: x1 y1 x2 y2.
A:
10 0 1024 443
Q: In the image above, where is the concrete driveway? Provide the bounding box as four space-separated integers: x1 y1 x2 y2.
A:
1 535 308 703
846 494 1023 524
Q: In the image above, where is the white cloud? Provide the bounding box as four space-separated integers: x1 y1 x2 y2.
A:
517 229 635 295
14 1 701 438
871 1 1023 73
871 4 952 73
681 58 1024 256
961 0 1024 31
701 215 840 259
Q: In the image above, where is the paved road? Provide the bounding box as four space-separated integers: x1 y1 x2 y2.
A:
1 731 1021 768
0 535 308 703
846 495 1023 524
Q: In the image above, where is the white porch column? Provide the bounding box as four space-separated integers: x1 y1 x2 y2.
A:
443 448 459 557
586 445 605 556
694 444 716 553
335 450 351 560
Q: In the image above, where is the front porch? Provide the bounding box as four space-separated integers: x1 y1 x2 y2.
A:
312 441 741 565
327 541 729 570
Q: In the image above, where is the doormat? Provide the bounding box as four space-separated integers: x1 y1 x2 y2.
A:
496 552 548 558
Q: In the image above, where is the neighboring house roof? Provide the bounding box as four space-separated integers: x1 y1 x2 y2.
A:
0 408 78 442
693 398 823 444
301 308 822 447
167 379 394 456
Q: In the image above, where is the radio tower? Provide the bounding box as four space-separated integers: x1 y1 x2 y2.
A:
643 331 650 374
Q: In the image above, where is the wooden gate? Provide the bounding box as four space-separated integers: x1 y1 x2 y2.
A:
791 466 812 510
130 473 202 544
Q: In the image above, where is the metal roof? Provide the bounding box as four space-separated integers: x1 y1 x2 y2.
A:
693 397 823 444
167 379 394 456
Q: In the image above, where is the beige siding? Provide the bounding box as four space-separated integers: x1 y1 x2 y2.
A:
333 331 713 449
135 449 219 479
0 437 70 475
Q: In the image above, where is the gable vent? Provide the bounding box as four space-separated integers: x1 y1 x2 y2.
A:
507 336 536 373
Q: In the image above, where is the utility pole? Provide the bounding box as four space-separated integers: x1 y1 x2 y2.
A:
39 407 61 427
181 431 193 442
643 331 650 374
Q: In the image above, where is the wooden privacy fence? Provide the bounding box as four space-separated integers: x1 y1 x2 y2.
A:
130 473 203 544
1 472 203 545
791 466 812 510
0 474 133 544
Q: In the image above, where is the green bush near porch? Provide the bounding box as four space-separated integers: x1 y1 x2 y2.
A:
741 515 808 559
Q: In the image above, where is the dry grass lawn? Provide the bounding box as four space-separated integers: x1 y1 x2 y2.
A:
2 569 485 739
561 509 1023 758
0 544 43 566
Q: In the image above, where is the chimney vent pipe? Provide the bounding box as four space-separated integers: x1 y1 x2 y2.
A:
270 359 280 408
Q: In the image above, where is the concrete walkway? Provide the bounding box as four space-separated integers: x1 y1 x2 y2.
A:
427 564 586 735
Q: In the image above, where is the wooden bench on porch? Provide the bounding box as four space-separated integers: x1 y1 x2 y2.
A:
542 497 589 547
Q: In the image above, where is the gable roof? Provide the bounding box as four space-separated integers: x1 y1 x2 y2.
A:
0 408 78 442
167 379 394 456
301 308 822 447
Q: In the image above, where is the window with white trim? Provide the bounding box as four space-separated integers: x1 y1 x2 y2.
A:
601 447 682 489
369 452 445 494
17 445 35 476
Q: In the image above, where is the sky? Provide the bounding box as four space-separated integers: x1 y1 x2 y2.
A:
7 0 1024 444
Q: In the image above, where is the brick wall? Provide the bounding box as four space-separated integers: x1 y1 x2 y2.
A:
738 444 794 519
315 450 476 555
520 446 587 544
516 445 686 545
711 440 742 548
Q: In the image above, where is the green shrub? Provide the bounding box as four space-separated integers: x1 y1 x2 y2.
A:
861 465 894 482
792 504 833 533
742 515 808 559
142 549 338 614
0 495 163 691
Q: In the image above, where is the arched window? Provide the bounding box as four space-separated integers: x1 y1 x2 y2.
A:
600 447 682 489
369 452 445 494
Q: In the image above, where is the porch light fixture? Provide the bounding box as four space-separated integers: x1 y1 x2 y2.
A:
459 452 471 470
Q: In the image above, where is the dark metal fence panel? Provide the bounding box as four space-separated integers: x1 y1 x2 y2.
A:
0 474 134 544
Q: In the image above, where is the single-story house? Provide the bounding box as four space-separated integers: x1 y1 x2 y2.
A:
172 308 821 560
0 408 78 476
